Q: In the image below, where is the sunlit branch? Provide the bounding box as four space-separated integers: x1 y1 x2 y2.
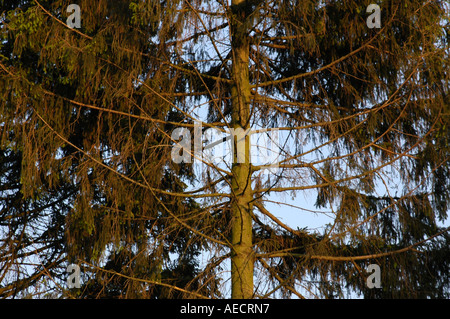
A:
253 14 394 89
32 106 230 199
81 261 211 299
257 226 450 261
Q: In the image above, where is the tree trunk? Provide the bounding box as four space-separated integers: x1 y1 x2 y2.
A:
230 0 254 299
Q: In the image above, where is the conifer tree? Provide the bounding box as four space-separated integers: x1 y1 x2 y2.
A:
1 0 449 298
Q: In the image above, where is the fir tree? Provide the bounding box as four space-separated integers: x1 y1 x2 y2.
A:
1 0 449 299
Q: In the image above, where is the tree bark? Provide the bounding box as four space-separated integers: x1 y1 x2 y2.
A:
230 0 254 299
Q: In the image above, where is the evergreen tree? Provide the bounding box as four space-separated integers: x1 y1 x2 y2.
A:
1 0 214 298
1 0 449 299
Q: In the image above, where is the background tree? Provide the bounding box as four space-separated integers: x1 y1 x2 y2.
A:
1 0 217 299
1 0 449 299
